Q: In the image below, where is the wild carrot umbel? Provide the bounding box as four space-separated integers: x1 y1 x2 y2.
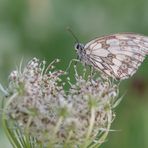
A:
1 58 120 148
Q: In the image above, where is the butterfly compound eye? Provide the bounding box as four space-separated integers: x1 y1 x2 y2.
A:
75 43 84 51
75 43 80 50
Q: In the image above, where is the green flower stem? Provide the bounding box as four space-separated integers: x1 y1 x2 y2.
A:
64 130 73 148
54 116 63 135
2 93 20 148
83 107 95 148
25 116 34 148
92 108 112 147
3 93 18 110
47 116 64 147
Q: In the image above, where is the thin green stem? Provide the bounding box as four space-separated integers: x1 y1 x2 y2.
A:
91 109 112 148
2 93 22 148
53 116 63 135
83 107 95 148
46 116 63 147
64 130 73 148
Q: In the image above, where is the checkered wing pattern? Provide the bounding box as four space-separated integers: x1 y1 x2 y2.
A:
84 33 148 80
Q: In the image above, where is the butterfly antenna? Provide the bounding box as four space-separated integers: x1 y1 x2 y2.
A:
66 27 79 43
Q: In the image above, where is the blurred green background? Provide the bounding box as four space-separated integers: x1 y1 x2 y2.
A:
0 0 148 147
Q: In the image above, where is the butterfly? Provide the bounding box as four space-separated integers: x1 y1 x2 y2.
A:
68 29 148 80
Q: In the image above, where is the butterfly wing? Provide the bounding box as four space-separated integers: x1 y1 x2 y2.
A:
84 33 148 80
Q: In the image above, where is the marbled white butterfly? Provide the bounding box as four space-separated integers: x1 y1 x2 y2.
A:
68 29 148 80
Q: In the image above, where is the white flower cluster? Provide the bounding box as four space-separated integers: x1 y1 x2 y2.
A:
5 58 119 147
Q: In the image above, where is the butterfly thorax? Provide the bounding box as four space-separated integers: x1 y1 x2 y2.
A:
75 43 89 64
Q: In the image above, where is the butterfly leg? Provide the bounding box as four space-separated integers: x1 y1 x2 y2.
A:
89 66 94 77
66 58 80 74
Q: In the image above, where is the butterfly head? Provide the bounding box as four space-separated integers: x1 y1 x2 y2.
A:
66 27 85 59
74 43 84 51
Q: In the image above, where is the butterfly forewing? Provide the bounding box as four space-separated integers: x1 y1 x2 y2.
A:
83 33 147 80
